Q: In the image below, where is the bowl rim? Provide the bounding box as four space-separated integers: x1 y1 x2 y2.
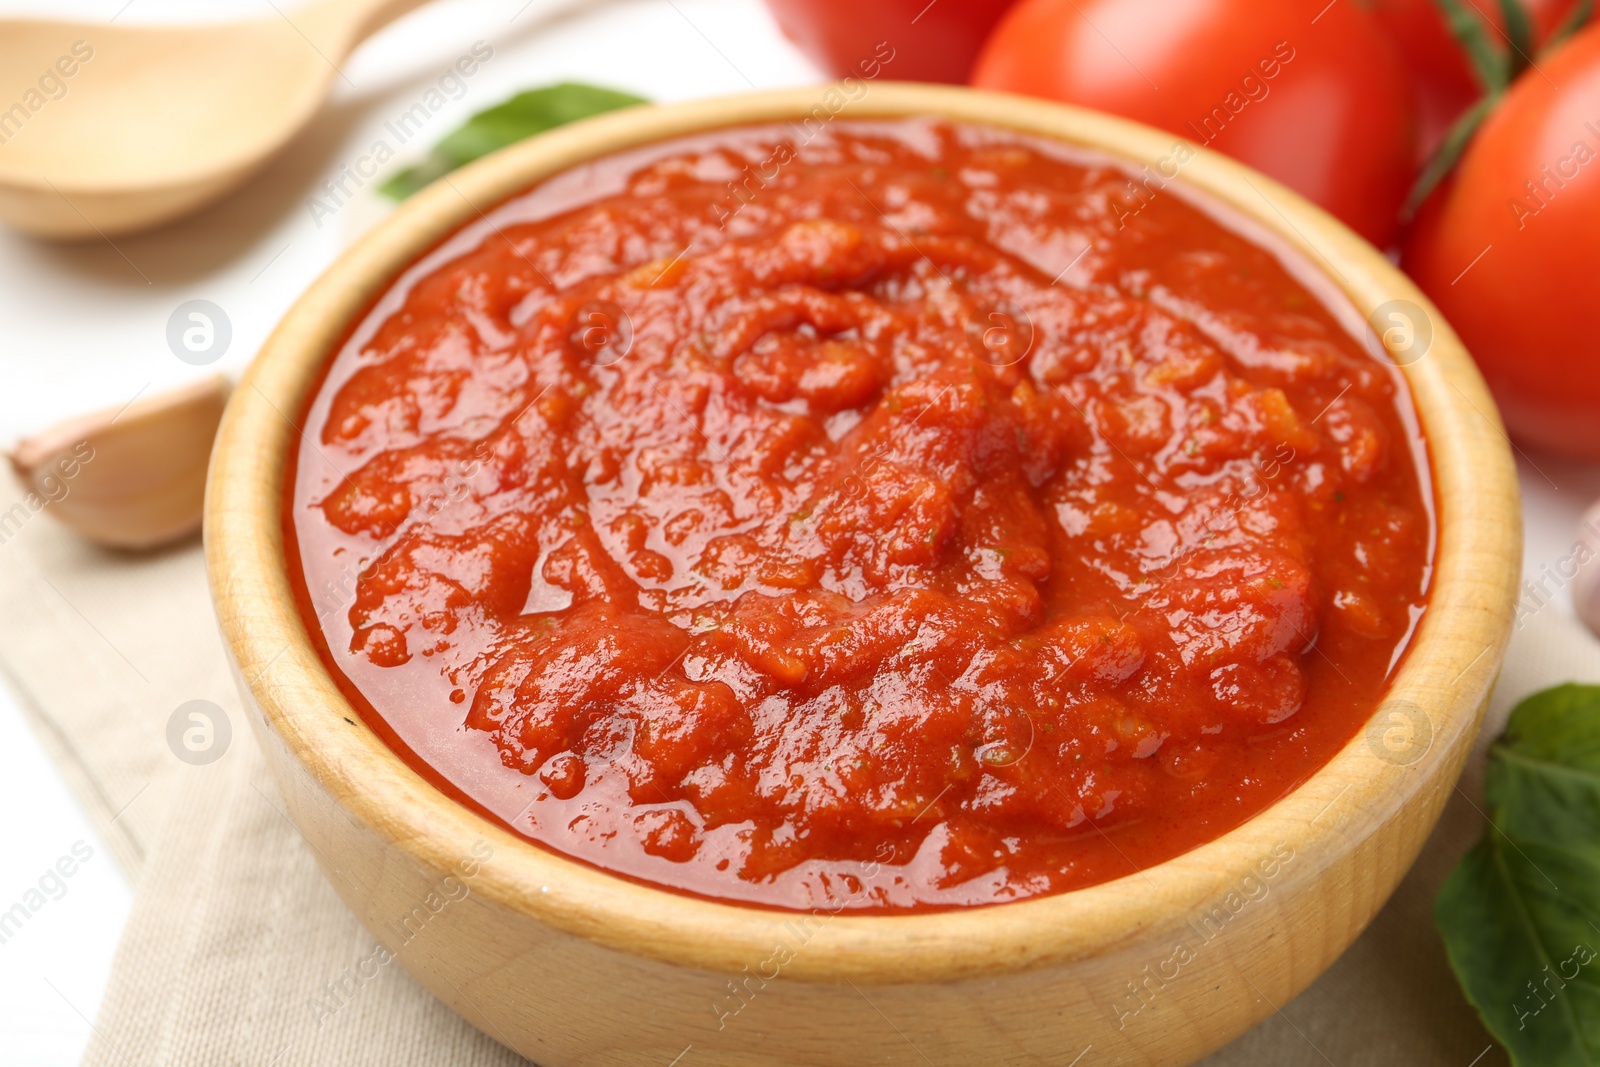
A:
205 82 1520 984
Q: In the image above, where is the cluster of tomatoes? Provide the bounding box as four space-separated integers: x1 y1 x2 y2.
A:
765 0 1600 460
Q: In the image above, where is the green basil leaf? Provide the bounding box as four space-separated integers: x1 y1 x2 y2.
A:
1437 683 1600 1066
379 82 648 200
1491 684 1600 845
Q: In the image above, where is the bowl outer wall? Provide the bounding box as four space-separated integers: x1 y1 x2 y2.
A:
204 84 1520 991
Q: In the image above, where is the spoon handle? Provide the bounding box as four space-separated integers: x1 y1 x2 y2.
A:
294 0 444 59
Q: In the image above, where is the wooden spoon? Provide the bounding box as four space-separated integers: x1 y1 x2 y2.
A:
0 0 431 239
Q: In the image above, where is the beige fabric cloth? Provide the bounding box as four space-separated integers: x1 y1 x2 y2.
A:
3 468 1592 1066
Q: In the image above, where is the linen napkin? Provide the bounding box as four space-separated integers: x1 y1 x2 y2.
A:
3 468 1591 1067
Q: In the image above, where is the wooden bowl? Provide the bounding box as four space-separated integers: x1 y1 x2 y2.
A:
206 84 1520 1067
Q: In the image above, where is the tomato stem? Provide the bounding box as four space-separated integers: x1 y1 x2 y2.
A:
1546 0 1596 52
1494 0 1536 77
1403 94 1497 220
1432 0 1512 92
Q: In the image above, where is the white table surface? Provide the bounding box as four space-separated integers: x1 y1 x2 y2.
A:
0 2 1595 1062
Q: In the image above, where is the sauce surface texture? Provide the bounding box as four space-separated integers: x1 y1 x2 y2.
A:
289 119 1433 911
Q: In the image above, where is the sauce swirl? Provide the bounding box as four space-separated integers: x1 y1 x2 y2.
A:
288 120 1432 910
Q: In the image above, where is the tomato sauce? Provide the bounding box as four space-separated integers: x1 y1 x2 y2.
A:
287 119 1433 911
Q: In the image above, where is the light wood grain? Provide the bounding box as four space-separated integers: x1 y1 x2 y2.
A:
0 0 432 239
205 85 1522 1066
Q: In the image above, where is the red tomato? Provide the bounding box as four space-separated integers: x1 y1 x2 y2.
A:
970 0 1418 247
762 0 1015 83
1371 0 1583 159
1403 25 1600 461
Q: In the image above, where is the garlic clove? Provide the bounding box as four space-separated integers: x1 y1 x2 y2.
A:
7 376 232 550
1577 501 1600 642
